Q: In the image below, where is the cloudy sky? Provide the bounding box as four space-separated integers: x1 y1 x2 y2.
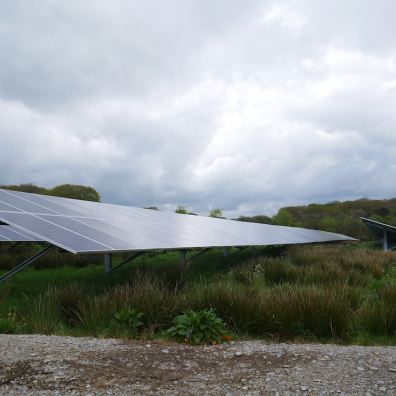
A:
1 0 395 217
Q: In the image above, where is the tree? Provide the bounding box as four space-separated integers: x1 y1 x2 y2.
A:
209 208 224 218
272 209 298 226
175 205 189 214
237 215 272 224
0 183 47 194
49 184 100 202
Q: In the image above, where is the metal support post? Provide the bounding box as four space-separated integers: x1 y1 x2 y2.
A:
0 245 56 284
104 253 112 273
383 230 388 251
180 250 188 270
105 251 145 274
224 247 229 257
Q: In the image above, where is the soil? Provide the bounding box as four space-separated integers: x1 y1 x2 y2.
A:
1 334 396 395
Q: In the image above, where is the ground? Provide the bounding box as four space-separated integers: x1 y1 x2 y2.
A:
0 335 396 395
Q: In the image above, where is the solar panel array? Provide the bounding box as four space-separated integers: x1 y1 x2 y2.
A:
0 189 355 254
361 217 396 245
0 225 42 242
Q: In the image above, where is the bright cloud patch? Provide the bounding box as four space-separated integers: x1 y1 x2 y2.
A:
0 0 395 216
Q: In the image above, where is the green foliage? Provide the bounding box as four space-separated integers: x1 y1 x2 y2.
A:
0 183 47 194
209 208 224 218
1 245 396 344
354 284 396 336
49 184 100 202
114 307 144 334
0 183 101 202
175 205 189 214
239 197 396 241
272 208 300 226
237 215 272 224
0 309 25 334
167 309 227 344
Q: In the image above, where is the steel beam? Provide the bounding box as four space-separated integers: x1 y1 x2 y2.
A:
189 248 211 262
6 242 21 252
232 246 248 255
105 251 145 274
104 253 112 273
0 245 56 283
383 230 388 251
180 250 188 270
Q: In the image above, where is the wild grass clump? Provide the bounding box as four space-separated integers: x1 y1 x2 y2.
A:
185 280 263 335
2 245 396 344
24 293 61 334
354 284 396 336
260 285 352 339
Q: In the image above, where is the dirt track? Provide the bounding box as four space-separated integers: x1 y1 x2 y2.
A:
1 335 396 395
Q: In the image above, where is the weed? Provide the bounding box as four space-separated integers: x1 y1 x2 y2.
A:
168 309 228 344
114 307 144 335
0 309 25 334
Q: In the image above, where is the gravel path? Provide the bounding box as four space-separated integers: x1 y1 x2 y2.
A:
0 335 396 395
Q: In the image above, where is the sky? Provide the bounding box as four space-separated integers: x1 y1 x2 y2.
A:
0 0 395 217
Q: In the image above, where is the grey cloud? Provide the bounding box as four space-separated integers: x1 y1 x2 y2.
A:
0 0 395 217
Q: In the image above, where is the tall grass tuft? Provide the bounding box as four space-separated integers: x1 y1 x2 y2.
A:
355 284 396 336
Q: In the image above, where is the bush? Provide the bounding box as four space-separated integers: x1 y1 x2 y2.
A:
0 309 25 334
168 309 228 344
114 307 144 335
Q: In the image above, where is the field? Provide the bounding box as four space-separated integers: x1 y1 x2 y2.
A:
1 242 396 344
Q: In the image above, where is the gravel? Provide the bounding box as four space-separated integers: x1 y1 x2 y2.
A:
1 334 396 395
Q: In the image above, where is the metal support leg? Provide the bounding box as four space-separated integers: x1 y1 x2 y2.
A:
189 248 211 262
232 246 248 256
0 245 56 283
105 251 145 274
7 242 21 252
104 253 112 273
224 247 229 257
180 250 187 270
383 230 388 251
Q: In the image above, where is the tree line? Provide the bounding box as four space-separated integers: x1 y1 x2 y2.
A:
0 183 101 202
237 198 396 240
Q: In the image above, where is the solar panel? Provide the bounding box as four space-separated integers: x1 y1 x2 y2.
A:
0 189 355 254
361 217 396 251
0 225 43 242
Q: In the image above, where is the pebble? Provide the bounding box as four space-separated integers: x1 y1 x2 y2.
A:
1 335 396 395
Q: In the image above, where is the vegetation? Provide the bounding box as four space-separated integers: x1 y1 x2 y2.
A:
0 183 101 202
167 309 228 344
237 197 396 240
1 244 396 344
1 185 396 343
209 208 224 218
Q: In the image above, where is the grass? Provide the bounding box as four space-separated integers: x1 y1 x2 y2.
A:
1 243 396 344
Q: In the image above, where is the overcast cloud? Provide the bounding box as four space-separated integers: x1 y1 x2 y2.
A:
0 0 395 216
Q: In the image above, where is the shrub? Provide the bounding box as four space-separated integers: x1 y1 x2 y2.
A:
114 307 144 335
168 309 228 344
0 309 25 334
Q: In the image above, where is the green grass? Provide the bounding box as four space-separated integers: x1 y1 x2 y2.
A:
1 244 396 344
